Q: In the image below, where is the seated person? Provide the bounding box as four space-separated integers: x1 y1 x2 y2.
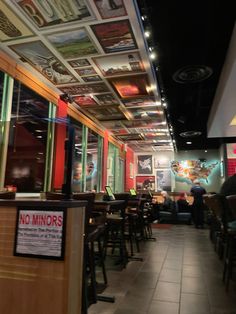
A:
158 191 176 222
177 192 191 213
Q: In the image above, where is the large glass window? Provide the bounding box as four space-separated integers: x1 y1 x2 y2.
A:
4 80 50 192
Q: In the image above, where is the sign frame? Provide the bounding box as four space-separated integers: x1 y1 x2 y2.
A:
14 207 67 260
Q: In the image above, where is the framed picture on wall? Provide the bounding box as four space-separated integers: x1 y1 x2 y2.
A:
156 169 171 191
137 155 153 174
136 176 155 191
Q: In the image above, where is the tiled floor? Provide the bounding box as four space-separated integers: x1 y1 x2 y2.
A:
88 225 236 314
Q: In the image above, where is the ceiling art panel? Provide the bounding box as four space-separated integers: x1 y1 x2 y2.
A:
93 0 127 19
84 105 126 121
75 67 97 76
93 52 144 77
126 107 163 120
81 75 102 82
108 74 151 98
91 20 137 53
68 58 91 68
46 28 98 59
123 97 159 108
13 0 93 29
59 83 109 95
0 2 34 41
73 96 97 107
99 120 126 130
94 93 119 106
9 41 77 85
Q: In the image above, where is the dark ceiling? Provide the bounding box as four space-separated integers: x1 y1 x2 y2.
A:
137 0 236 151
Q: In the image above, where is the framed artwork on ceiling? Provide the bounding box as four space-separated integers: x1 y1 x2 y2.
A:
95 93 119 106
81 75 102 82
0 2 34 41
108 75 151 98
93 52 144 77
75 67 97 76
84 105 126 121
136 176 155 191
137 155 153 174
68 59 91 68
16 0 93 29
73 96 97 107
10 41 77 85
154 157 170 168
123 97 158 108
93 0 127 19
127 107 163 120
91 20 137 53
46 28 98 59
59 83 109 95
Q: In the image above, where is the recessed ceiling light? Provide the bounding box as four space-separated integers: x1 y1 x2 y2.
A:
186 141 192 144
145 31 150 38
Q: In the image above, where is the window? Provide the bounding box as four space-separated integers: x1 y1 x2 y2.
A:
4 81 49 192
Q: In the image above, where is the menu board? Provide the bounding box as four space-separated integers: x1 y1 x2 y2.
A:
14 207 66 260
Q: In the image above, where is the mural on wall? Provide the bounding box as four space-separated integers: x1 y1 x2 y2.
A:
136 176 155 191
137 155 153 174
171 160 219 184
156 169 171 191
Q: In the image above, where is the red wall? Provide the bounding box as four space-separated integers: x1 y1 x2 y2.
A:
125 147 135 191
52 99 67 190
227 158 236 176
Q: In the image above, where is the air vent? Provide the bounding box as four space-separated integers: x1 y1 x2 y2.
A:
173 65 213 83
179 131 202 138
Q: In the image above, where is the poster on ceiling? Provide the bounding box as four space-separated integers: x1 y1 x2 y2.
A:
137 155 153 174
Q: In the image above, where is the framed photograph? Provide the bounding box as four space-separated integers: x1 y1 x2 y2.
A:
73 96 97 106
10 41 77 85
136 176 155 191
91 20 137 53
0 2 34 41
137 155 153 174
68 59 91 68
47 28 98 59
93 0 127 19
82 75 102 82
75 67 97 76
154 157 170 168
93 52 144 77
59 83 109 95
95 93 119 105
156 170 171 191
14 207 66 260
16 0 93 29
108 75 151 98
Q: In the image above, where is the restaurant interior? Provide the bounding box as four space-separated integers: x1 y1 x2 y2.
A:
0 0 236 313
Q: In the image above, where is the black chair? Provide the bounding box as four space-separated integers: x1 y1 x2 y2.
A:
223 195 236 291
73 192 108 310
104 193 129 268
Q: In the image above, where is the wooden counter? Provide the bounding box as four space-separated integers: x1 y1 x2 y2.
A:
0 199 87 314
